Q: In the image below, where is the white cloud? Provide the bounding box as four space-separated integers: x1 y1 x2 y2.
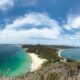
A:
64 15 80 30
0 28 60 43
0 13 61 44
0 0 14 11
5 13 60 30
0 0 38 11
0 0 39 11
73 32 80 40
0 12 80 45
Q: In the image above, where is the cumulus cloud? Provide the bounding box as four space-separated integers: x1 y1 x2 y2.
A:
0 12 61 44
0 12 80 45
5 13 60 30
0 0 14 11
0 0 38 11
64 15 80 30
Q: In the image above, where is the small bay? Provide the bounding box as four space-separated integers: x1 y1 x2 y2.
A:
60 49 80 61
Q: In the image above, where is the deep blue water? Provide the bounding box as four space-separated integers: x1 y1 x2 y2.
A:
60 49 80 61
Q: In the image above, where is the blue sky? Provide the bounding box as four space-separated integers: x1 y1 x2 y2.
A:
0 0 80 46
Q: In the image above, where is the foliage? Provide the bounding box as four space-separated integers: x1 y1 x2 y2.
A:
23 44 61 62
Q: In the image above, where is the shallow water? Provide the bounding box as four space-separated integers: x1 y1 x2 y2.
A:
60 49 80 61
0 45 32 77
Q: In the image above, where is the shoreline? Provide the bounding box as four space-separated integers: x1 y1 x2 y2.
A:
58 49 73 58
29 53 46 71
58 49 64 58
23 48 46 72
58 49 67 62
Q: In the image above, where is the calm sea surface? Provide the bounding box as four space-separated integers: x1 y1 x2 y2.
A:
0 45 32 77
60 49 80 61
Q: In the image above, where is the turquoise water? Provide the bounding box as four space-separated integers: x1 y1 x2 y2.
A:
60 49 80 61
0 45 32 77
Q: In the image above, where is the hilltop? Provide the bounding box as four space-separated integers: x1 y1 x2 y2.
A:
0 44 80 80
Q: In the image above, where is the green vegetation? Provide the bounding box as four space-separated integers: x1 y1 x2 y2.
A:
22 44 61 62
0 44 79 80
66 58 77 62
14 62 80 80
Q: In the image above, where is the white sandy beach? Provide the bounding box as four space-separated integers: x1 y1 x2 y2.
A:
58 49 64 58
29 53 46 71
23 48 46 71
58 49 67 62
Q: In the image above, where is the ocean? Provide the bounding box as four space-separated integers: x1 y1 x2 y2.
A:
60 49 80 61
0 45 32 77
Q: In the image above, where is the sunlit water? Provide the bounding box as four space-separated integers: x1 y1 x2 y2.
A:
0 45 32 77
